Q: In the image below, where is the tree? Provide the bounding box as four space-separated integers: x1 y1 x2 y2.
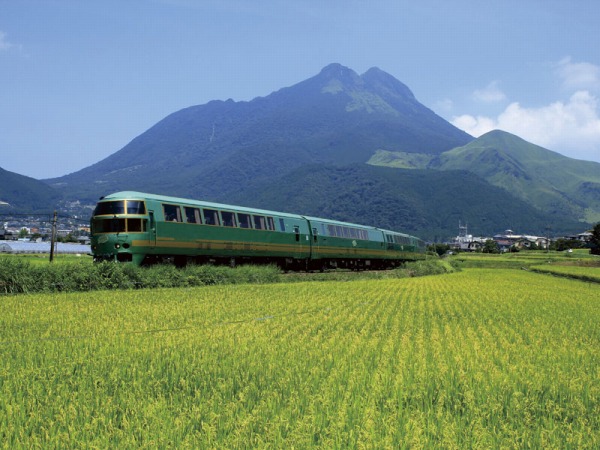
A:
482 239 499 254
591 222 600 255
428 243 450 256
552 238 583 252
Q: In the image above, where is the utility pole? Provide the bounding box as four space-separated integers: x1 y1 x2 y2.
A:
49 211 57 263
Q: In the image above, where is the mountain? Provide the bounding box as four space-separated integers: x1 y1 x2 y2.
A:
0 166 61 212
433 131 600 223
369 130 600 224
40 64 597 239
226 164 583 239
47 63 472 202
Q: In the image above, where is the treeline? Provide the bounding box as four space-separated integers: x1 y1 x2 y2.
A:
0 258 456 295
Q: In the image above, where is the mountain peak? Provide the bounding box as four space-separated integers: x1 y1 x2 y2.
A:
319 63 359 78
361 66 415 100
50 63 473 202
317 63 362 90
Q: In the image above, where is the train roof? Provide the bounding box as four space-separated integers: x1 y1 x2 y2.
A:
100 191 306 220
302 215 379 231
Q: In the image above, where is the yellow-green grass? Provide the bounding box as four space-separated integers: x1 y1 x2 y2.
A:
1 270 598 448
453 250 597 269
531 264 600 282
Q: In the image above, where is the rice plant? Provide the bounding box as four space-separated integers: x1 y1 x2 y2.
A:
0 270 598 447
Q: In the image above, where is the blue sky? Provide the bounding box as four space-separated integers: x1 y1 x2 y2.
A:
2 0 599 179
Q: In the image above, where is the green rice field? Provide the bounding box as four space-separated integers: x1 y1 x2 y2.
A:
1 268 599 448
531 264 600 282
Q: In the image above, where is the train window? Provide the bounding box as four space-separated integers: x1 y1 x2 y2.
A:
127 218 145 232
321 224 327 236
279 218 285 231
94 201 125 216
267 217 275 231
163 204 182 222
327 224 335 236
126 201 146 215
203 209 220 226
93 218 126 233
336 226 343 238
253 215 266 230
294 225 300 242
221 211 236 227
184 207 201 224
238 213 252 229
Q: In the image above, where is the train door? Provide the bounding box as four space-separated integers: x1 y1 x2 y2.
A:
293 225 302 257
148 210 157 248
310 226 320 256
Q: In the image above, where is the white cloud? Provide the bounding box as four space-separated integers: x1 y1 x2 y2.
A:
452 114 497 137
451 90 600 163
0 31 15 51
472 81 506 103
556 57 600 92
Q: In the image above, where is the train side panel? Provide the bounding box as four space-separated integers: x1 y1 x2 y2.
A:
138 198 310 264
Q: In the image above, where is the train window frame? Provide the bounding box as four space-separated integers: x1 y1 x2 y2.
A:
163 204 182 222
267 217 275 231
126 201 146 215
203 208 220 226
253 215 267 230
238 213 252 229
221 211 237 227
184 207 202 224
94 201 125 216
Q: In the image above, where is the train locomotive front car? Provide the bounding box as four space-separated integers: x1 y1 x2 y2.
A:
90 191 426 268
90 192 152 265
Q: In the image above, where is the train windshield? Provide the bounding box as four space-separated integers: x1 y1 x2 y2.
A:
93 200 146 216
127 201 146 215
94 201 125 216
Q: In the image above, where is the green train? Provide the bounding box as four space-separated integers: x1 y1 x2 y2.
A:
90 191 426 269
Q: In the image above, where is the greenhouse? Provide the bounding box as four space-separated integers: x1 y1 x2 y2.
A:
0 241 90 254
